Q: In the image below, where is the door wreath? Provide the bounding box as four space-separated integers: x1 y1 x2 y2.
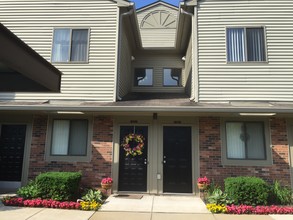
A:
121 133 145 157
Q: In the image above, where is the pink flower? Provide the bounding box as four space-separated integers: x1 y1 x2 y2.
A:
226 205 293 215
101 177 113 184
197 176 210 184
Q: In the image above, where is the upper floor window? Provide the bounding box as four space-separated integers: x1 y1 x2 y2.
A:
51 28 89 63
226 27 266 62
163 68 181 86
134 68 153 86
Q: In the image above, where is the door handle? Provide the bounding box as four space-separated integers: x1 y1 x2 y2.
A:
144 159 148 165
163 160 166 164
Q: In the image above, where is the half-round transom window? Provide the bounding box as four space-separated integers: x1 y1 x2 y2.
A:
141 10 176 29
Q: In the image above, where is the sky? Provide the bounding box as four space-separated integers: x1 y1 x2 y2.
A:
131 0 182 9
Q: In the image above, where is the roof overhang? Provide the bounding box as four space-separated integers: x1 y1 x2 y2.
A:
113 0 132 7
1 100 293 116
118 3 142 50
128 6 143 49
175 2 194 52
182 0 197 7
136 1 178 12
0 23 61 92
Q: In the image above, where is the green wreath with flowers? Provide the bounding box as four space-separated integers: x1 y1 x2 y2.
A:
121 133 145 157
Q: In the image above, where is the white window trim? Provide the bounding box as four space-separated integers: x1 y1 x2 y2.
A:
221 117 272 166
45 115 93 162
133 67 154 87
162 68 182 87
51 27 90 64
225 26 268 63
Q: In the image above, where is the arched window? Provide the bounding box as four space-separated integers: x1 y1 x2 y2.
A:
141 10 176 29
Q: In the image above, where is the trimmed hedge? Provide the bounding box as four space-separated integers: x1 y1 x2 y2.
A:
225 176 269 206
35 172 82 201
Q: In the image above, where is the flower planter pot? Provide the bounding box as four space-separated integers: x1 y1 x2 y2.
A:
197 183 208 190
101 183 113 190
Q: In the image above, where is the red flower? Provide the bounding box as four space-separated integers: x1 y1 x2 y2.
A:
3 197 81 210
226 205 293 215
197 176 210 185
101 177 113 184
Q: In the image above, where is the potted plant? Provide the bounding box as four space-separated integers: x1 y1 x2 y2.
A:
197 176 210 190
101 177 113 190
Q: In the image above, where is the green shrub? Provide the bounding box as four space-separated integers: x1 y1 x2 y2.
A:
268 180 292 205
35 172 82 201
17 181 41 199
224 176 269 206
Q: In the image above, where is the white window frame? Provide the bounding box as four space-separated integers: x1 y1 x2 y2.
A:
51 28 90 63
221 118 272 166
163 68 182 87
45 116 93 162
226 26 268 63
134 68 154 87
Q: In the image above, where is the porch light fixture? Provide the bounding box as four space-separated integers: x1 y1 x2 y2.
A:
239 113 276 116
56 111 85 115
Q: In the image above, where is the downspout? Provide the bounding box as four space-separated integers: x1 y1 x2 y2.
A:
181 7 198 102
116 7 134 101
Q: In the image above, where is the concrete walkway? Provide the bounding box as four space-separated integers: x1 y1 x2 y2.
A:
0 194 292 220
99 195 209 213
91 195 293 220
0 206 95 220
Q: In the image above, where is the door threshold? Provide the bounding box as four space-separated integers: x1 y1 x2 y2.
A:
161 193 197 196
115 191 148 195
114 192 198 197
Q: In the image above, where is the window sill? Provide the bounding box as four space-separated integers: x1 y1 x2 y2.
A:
222 159 273 167
51 61 89 64
226 61 269 65
45 155 91 163
134 85 154 87
163 85 183 87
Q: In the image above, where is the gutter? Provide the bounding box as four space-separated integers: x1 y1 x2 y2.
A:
0 104 289 114
116 6 134 101
180 8 196 101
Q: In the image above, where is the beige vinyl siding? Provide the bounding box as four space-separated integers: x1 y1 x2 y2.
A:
197 0 293 102
137 4 178 48
0 0 118 101
140 29 177 48
132 54 185 93
119 21 133 97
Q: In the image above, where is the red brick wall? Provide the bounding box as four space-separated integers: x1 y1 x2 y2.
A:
199 117 291 186
28 115 291 189
28 115 113 188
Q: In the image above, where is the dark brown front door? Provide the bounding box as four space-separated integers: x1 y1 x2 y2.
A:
0 125 26 181
118 126 148 192
163 126 192 193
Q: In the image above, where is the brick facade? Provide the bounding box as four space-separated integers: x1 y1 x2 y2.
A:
28 115 113 188
199 117 291 186
27 115 291 190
